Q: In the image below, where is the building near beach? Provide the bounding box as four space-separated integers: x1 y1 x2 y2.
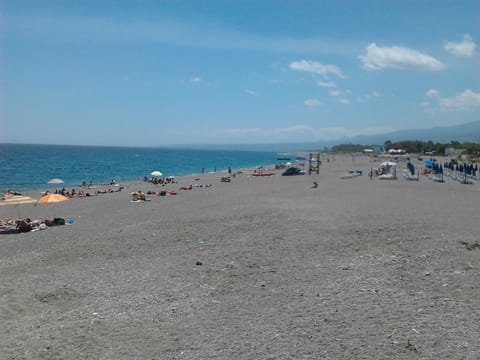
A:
387 148 406 155
445 147 463 158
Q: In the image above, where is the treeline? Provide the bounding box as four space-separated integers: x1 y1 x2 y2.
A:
384 140 480 156
329 144 365 153
329 140 480 156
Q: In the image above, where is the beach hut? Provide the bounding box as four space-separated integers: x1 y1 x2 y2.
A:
378 161 397 180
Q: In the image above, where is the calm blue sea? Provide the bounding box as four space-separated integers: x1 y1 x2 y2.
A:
0 144 279 192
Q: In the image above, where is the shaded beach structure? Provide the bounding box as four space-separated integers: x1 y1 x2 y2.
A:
0 193 37 218
378 161 397 180
308 153 321 174
402 162 419 181
37 193 68 217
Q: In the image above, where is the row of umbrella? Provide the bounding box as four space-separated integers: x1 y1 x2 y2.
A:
0 193 67 218
1 178 69 218
444 162 478 176
0 193 67 205
2 172 164 218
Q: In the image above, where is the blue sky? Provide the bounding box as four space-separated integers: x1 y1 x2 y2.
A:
1 0 479 146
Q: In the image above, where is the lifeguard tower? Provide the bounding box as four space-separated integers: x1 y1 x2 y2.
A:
308 153 321 174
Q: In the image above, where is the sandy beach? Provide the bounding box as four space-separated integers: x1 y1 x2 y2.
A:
1 155 479 359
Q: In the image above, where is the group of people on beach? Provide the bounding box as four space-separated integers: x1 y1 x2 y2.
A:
143 176 176 186
131 191 147 202
46 184 125 198
0 216 68 234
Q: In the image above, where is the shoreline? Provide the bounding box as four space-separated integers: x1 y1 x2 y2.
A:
1 163 283 221
30 163 279 197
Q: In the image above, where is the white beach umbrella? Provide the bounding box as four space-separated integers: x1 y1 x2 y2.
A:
151 171 163 177
48 178 65 184
0 194 37 218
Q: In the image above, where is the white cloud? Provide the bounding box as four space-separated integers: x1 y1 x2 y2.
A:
439 90 480 111
217 125 318 139
423 89 480 112
327 89 354 104
357 91 381 103
225 124 391 142
215 125 394 141
304 99 322 108
358 126 397 135
426 89 440 98
359 43 445 71
244 89 257 96
444 34 476 57
366 91 380 99
190 76 201 83
166 124 398 143
317 81 336 88
290 60 345 79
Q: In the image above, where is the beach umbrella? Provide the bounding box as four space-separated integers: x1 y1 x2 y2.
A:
38 194 68 218
150 171 163 177
0 194 37 218
381 161 397 167
38 194 68 204
47 179 65 193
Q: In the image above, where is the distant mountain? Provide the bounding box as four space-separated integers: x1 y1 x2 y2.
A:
278 121 480 152
166 121 480 153
340 121 480 147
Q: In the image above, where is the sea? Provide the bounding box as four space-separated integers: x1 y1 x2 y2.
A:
0 143 281 192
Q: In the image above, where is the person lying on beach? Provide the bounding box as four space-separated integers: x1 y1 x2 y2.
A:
2 191 22 200
147 191 177 196
131 191 147 201
0 218 59 234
